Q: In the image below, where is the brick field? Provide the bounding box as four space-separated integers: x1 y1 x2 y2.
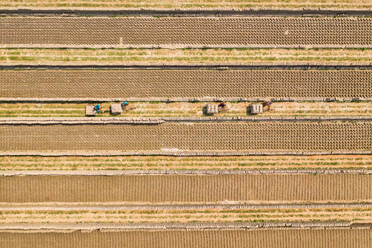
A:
0 4 371 246
2 69 372 99
0 122 370 154
1 17 372 48
1 174 372 203
1 229 371 248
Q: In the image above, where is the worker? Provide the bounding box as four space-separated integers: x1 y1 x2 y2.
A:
93 104 101 113
218 102 226 109
121 101 128 109
262 101 273 111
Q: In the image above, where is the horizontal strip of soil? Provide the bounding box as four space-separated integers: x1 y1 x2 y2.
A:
0 102 371 118
0 222 357 230
1 207 372 225
1 69 371 100
3 65 372 70
0 117 165 125
1 174 371 203
3 152 371 156
1 169 372 176
3 9 372 17
0 117 371 125
1 0 372 11
0 122 370 154
3 48 372 67
3 98 370 103
3 229 370 248
0 155 371 171
1 202 372 210
1 17 372 48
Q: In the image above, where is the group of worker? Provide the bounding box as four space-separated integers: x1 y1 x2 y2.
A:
93 100 128 114
218 101 272 110
92 100 271 114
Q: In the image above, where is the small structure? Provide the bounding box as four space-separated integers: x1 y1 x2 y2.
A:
248 103 263 115
110 103 123 115
85 105 97 116
203 104 219 116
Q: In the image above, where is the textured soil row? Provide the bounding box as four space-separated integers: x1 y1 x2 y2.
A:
1 229 371 248
1 174 372 203
0 122 370 154
1 69 372 99
1 17 372 48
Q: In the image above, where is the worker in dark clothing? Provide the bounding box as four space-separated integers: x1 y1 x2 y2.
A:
218 102 226 108
262 101 273 111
